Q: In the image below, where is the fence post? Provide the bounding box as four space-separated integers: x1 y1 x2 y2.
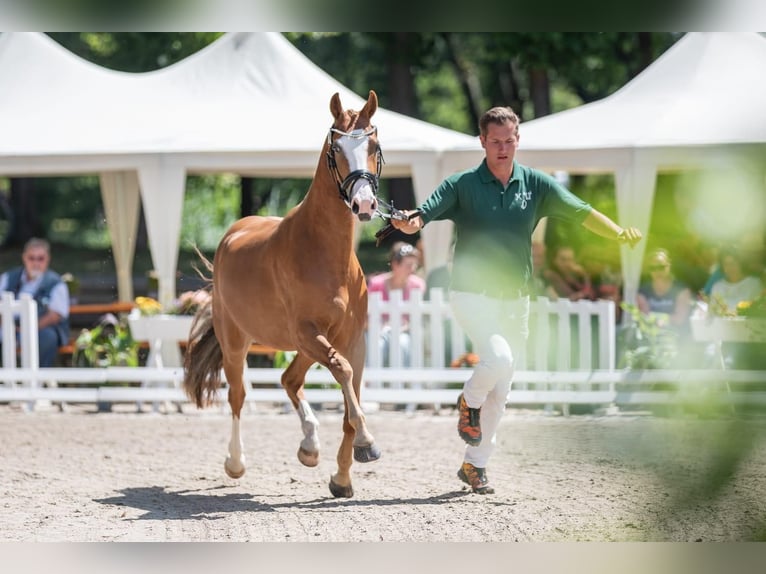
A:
1 291 16 370
366 291 384 386
0 292 39 409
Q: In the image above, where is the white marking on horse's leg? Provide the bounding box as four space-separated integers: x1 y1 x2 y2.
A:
225 415 246 478
298 398 320 453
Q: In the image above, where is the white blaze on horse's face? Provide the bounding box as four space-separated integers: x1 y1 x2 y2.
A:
336 128 379 221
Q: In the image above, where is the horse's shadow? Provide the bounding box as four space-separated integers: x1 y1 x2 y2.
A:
93 485 498 521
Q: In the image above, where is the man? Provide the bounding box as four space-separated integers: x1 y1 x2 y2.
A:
0 238 70 367
392 107 641 494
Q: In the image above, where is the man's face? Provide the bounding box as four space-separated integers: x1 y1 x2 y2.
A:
480 121 519 173
23 248 50 280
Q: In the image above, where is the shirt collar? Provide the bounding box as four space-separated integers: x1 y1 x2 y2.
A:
479 159 521 185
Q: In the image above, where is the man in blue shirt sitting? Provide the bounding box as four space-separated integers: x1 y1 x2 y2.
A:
0 238 70 367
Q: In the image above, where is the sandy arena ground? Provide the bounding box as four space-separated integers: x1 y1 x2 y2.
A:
1 400 765 542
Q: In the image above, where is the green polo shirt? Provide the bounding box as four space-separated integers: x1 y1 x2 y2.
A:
419 159 592 297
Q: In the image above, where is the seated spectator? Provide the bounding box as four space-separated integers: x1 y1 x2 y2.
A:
710 245 763 313
367 241 426 367
709 245 764 369
637 248 693 331
580 242 623 321
0 238 70 367
542 245 594 301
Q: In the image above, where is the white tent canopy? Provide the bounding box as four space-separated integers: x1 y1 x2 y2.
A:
0 32 481 304
517 32 766 305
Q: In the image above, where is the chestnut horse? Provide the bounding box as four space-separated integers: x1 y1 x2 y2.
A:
183 91 382 498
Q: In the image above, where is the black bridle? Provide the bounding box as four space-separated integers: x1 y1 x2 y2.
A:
325 123 415 244
326 125 384 209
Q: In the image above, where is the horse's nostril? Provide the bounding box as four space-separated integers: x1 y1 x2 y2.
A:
351 203 360 214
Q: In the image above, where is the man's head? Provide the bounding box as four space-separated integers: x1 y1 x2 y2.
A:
22 238 51 281
479 107 521 175
479 107 520 139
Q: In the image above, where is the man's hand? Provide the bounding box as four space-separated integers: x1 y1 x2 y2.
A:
390 210 422 234
617 227 643 248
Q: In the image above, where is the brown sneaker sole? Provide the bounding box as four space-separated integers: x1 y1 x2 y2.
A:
457 466 495 495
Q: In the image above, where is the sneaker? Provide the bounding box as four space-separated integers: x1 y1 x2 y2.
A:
457 462 495 495
456 393 481 446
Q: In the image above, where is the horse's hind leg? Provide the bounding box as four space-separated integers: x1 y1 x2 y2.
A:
281 354 320 467
216 320 250 479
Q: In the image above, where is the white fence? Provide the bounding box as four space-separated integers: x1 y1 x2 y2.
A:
366 289 616 372
1 289 764 411
1 292 39 371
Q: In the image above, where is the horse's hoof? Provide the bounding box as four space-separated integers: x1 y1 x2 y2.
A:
353 443 381 463
224 457 246 479
297 446 319 467
329 476 354 498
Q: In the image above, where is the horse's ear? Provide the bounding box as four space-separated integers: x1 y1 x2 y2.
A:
362 90 378 119
329 92 343 120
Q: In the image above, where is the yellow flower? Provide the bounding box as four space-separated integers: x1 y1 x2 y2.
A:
134 296 163 316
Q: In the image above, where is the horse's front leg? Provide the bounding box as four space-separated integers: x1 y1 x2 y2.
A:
281 354 320 467
331 335 381 497
298 328 380 498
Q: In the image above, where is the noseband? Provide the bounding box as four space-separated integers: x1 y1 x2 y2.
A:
326 126 384 209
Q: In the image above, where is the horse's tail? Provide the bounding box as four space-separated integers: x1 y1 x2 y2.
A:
183 248 223 408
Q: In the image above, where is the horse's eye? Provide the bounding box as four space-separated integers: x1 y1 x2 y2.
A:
332 143 342 154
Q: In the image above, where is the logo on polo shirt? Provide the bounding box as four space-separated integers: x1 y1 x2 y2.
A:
515 190 532 209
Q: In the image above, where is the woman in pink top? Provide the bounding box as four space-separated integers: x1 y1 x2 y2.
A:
367 241 426 366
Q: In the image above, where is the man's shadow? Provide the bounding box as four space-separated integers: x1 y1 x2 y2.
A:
93 485 514 521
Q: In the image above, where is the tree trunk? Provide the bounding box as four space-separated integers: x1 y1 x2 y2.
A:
384 33 419 234
386 32 419 117
637 32 653 74
441 32 483 133
494 59 524 119
240 176 254 218
528 68 551 118
9 178 43 246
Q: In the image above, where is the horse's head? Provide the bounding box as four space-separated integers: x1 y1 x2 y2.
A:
326 90 383 222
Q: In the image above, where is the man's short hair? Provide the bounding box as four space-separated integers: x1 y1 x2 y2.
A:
479 107 520 137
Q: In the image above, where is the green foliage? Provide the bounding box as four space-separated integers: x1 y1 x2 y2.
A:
33 176 106 248
272 350 296 370
48 33 224 72
619 303 679 369
181 175 241 251
73 316 139 368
